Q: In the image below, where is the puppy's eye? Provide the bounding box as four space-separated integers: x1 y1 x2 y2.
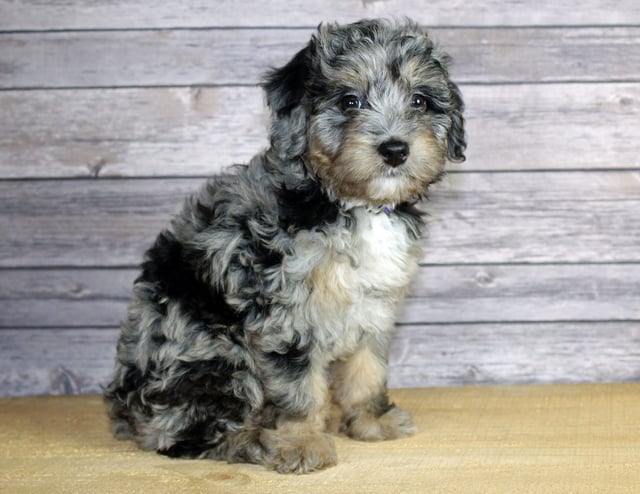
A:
341 95 362 112
410 94 428 111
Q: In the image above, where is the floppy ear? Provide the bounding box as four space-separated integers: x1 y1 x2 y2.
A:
423 40 466 163
263 44 310 116
262 42 313 159
446 80 466 163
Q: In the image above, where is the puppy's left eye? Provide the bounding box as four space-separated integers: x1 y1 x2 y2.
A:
341 95 363 112
410 94 428 111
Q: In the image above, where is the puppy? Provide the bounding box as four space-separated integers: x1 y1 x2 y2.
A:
105 18 465 474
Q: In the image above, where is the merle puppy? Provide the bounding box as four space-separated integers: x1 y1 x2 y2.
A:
105 18 465 474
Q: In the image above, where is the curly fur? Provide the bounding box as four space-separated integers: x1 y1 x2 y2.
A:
105 18 465 474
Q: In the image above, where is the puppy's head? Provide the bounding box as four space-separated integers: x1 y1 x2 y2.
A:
263 19 466 207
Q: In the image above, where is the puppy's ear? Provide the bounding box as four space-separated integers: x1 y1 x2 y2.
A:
446 81 466 163
263 43 311 117
262 42 313 158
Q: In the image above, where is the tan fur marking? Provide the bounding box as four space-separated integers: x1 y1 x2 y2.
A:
260 428 337 474
308 257 354 311
331 344 387 410
311 123 447 205
259 363 336 474
309 134 371 201
343 406 417 442
262 390 335 473
409 129 447 178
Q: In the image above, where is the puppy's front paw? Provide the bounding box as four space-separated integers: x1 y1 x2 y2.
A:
262 431 337 474
342 406 417 442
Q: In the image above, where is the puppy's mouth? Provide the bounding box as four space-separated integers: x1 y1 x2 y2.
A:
382 165 403 177
309 134 446 206
365 171 426 204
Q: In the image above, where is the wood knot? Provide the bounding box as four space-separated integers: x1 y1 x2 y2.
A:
474 270 495 287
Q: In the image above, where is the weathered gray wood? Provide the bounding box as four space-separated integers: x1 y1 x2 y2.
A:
388 322 640 387
2 264 639 328
0 328 118 396
1 0 638 30
465 83 640 171
0 180 191 268
2 323 639 396
2 84 639 179
1 269 135 327
1 172 638 268
3 27 639 89
1 0 638 399
425 171 640 264
0 87 268 179
400 264 640 323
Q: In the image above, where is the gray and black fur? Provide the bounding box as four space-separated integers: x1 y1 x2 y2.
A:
105 18 465 474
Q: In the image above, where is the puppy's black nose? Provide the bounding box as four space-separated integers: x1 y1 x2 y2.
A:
378 140 409 167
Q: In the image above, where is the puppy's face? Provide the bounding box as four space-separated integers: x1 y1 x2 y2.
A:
264 20 466 207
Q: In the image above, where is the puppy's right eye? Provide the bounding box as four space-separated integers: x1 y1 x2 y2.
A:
340 95 362 112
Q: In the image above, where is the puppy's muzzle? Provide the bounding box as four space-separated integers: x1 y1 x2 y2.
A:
378 140 409 167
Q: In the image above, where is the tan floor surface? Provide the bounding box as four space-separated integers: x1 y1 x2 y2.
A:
1 384 639 494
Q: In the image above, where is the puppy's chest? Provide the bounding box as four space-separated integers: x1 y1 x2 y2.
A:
294 209 421 336
337 210 419 293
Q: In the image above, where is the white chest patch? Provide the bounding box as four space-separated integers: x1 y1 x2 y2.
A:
287 208 422 358
350 209 419 292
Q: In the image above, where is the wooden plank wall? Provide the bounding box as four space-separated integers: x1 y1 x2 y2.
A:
1 1 639 396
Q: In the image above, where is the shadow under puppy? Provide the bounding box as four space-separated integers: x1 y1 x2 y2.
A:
105 18 465 474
